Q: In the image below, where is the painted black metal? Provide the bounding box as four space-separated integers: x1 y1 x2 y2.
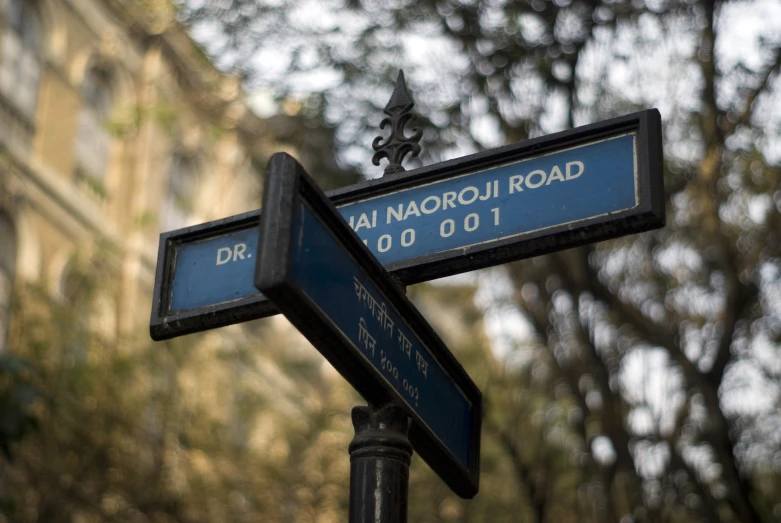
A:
372 71 422 175
349 404 412 523
254 153 482 498
150 109 664 341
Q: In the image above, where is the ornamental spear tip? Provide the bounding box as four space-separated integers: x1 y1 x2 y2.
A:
384 70 415 115
372 70 423 176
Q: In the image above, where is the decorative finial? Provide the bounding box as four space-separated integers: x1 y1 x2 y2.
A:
372 71 423 176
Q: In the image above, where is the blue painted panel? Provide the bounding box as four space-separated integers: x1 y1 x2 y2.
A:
170 228 260 312
168 133 637 313
289 199 473 468
339 133 637 265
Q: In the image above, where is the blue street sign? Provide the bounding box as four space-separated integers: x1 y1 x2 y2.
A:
254 153 482 498
151 109 663 340
169 227 257 312
339 133 635 266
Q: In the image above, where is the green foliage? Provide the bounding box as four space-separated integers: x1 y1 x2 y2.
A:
0 253 357 521
133 209 158 229
150 101 179 137
105 104 144 138
77 171 108 199
104 101 182 140
176 0 781 521
0 354 39 460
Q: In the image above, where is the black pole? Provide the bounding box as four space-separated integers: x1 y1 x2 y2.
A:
349 403 412 523
348 72 418 523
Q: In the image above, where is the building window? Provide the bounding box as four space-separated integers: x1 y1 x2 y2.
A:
75 67 113 193
0 0 42 121
0 213 16 353
160 153 199 231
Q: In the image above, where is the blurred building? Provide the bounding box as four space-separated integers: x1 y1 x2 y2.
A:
0 0 283 348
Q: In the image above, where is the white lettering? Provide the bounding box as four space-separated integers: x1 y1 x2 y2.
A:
479 182 492 200
401 228 415 247
509 175 524 193
492 207 500 226
378 234 392 252
566 161 584 180
233 243 247 261
525 170 546 189
355 213 372 231
421 196 441 214
465 213 479 232
358 318 376 357
546 165 565 184
216 247 232 265
403 201 421 220
416 351 429 378
398 331 412 358
458 186 479 205
441 219 455 238
443 191 457 209
387 204 403 224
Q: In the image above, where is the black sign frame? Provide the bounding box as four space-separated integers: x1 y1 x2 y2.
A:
149 211 275 340
254 153 483 498
151 109 663 340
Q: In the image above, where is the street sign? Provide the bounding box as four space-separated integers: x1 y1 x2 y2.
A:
150 109 663 340
254 153 482 498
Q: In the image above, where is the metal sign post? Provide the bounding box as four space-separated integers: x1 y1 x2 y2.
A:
149 71 666 520
349 404 413 523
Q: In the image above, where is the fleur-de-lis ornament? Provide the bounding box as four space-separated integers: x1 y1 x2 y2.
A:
372 71 423 176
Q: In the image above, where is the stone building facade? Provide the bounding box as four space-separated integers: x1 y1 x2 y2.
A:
0 0 279 347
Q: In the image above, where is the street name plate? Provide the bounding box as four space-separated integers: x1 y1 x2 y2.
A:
151 109 663 340
254 153 482 498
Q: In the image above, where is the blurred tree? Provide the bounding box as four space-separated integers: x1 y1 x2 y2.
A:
0 250 357 522
178 0 781 521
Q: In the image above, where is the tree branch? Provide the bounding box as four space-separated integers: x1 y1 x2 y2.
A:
483 419 547 523
723 45 781 137
581 246 761 523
